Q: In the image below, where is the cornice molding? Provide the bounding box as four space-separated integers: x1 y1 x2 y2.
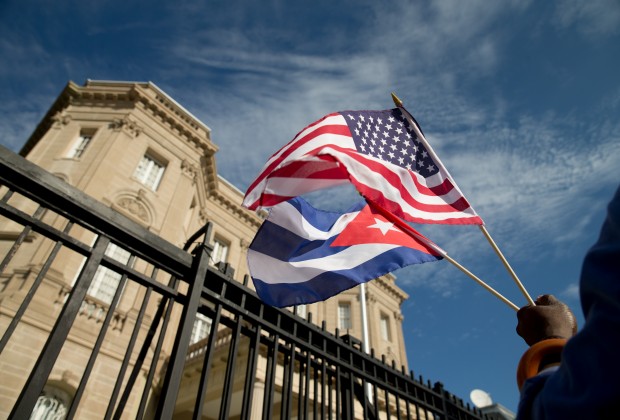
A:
128 85 217 155
21 81 219 159
51 111 72 128
373 275 409 303
181 159 198 181
209 189 263 229
110 115 143 138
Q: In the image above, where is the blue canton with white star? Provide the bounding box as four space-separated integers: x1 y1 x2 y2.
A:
340 109 439 178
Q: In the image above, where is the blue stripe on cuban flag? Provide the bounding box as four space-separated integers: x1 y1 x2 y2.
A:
247 197 442 307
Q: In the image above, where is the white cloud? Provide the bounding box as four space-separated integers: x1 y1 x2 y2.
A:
554 0 620 36
560 282 580 301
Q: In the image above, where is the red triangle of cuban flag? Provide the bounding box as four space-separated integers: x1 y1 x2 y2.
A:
331 204 440 256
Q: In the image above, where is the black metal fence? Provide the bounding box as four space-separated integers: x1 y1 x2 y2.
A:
0 145 488 419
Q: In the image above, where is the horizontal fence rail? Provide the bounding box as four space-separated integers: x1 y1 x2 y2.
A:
0 145 488 420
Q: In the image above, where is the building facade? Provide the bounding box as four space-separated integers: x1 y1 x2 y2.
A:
0 80 410 419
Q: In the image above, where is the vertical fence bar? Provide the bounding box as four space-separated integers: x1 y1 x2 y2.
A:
303 322 312 419
262 329 280 420
321 321 327 420
346 348 354 420
155 228 213 419
240 320 262 420
313 358 319 420
218 294 245 420
239 274 261 420
335 330 341 420
192 302 223 420
112 286 154 420
282 321 297 420
328 370 334 420
136 276 181 419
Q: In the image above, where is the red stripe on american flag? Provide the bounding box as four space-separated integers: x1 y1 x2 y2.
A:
245 120 350 197
315 144 474 213
268 158 347 180
362 182 482 224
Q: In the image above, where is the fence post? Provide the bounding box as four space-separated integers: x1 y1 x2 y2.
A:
155 223 213 419
434 381 449 419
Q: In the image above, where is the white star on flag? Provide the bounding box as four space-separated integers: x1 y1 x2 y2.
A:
368 218 400 235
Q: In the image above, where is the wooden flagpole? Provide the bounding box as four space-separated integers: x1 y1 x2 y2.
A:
390 92 534 308
479 225 535 306
371 202 519 312
440 253 519 312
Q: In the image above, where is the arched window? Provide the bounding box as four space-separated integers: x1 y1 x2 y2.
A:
30 385 72 420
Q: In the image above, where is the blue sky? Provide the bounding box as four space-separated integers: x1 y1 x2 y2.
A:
1 0 619 412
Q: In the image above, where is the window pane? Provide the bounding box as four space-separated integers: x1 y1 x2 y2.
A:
86 243 131 305
211 239 229 266
134 154 165 190
31 386 71 420
380 314 391 341
190 313 212 344
68 134 92 158
88 268 122 304
338 302 351 330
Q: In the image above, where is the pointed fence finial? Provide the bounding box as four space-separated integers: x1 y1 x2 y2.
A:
391 92 404 107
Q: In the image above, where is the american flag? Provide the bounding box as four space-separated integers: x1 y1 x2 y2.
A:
243 107 483 225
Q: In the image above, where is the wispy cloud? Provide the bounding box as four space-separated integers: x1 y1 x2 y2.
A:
554 0 620 36
560 282 580 301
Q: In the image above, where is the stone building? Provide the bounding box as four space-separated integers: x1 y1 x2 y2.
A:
0 80 410 418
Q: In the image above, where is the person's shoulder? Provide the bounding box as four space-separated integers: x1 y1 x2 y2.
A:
516 368 557 420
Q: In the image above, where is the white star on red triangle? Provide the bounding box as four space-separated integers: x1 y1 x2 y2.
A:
367 218 399 235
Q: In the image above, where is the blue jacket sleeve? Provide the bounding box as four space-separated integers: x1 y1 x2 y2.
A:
517 185 620 419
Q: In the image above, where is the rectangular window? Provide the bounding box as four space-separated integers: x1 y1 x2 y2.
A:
210 238 229 266
190 313 212 344
296 304 307 319
87 243 132 305
68 133 93 158
380 313 391 341
134 154 165 191
338 302 352 330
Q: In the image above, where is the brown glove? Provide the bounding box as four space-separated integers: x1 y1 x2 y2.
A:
516 294 578 346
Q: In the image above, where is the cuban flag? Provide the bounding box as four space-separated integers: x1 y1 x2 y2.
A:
247 197 444 307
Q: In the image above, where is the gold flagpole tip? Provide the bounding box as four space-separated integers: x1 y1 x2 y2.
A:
391 92 403 108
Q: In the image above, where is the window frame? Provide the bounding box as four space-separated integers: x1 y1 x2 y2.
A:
67 129 96 159
380 312 392 342
87 243 132 305
31 384 72 420
210 237 229 267
190 313 213 344
338 301 352 330
133 152 166 191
